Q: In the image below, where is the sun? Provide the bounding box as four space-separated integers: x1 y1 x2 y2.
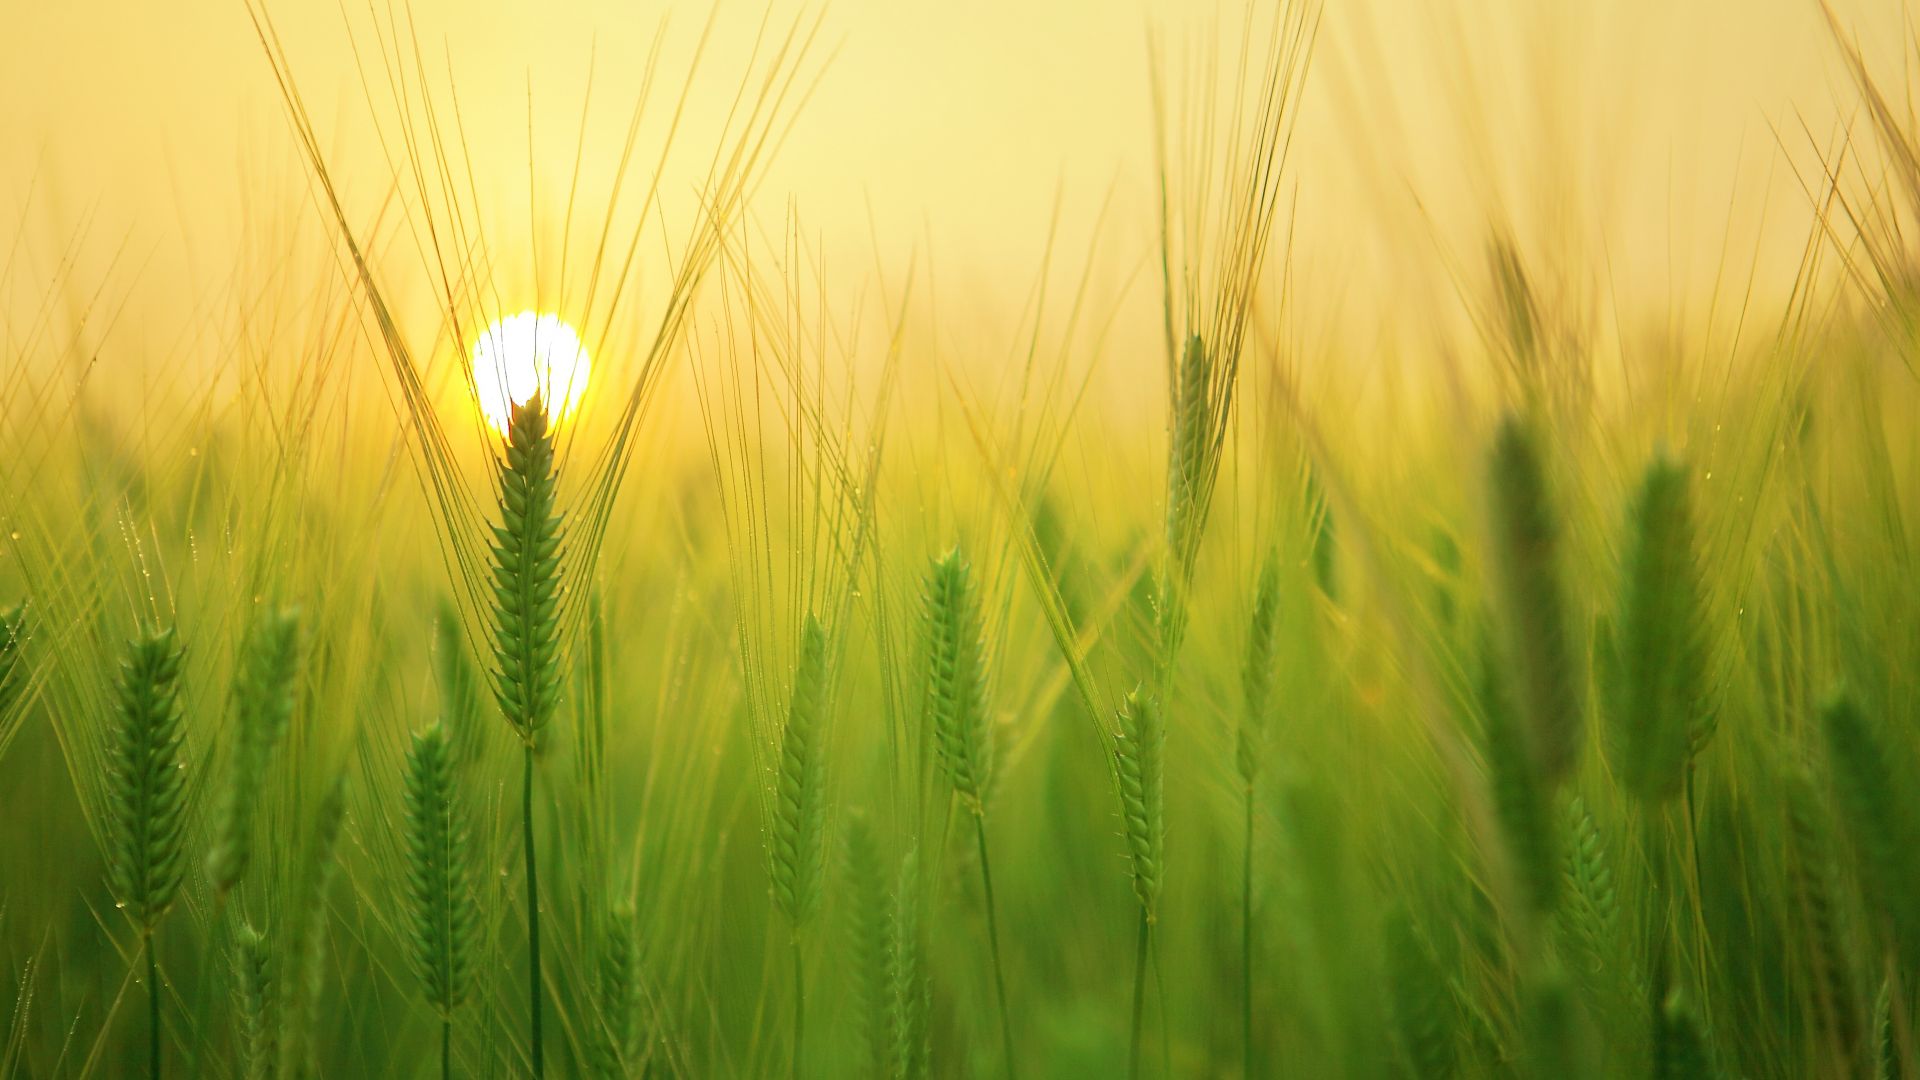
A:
471 311 592 436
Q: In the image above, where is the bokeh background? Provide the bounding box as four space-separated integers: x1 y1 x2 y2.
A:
2 0 1899 373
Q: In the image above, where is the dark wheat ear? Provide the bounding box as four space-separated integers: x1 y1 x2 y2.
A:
1607 456 1709 803
207 607 301 896
1476 626 1558 917
107 627 190 932
1781 763 1863 1068
1486 416 1583 786
1654 989 1720 1080
1820 691 1920 959
401 723 475 1017
1386 909 1458 1079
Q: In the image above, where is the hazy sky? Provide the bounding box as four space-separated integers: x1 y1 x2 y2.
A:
0 0 1897 364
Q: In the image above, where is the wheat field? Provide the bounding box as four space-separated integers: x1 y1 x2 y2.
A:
2 1 1919 1077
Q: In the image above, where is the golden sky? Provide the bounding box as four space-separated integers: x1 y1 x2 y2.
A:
0 0 1901 369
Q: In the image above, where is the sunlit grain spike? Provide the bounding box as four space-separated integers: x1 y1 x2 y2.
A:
924 548 992 808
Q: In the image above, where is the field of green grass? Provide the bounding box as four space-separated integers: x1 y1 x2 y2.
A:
4 2 1920 1077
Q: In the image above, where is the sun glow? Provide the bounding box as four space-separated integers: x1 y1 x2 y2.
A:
471 311 592 435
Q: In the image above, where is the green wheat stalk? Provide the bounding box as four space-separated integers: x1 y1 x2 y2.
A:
278 776 346 1079
926 550 992 808
401 723 475 1080
1387 909 1458 1079
1114 685 1164 1080
106 626 190 1080
1873 975 1904 1080
1524 965 1595 1080
844 816 893 1078
486 394 567 1078
1605 455 1709 803
590 906 642 1079
1476 627 1558 917
1820 690 1920 966
1237 554 1280 1079
1486 416 1583 787
1783 764 1865 1071
207 607 301 897
923 547 1016 1077
1654 989 1719 1080
771 613 829 1078
888 849 931 1080
229 920 273 1080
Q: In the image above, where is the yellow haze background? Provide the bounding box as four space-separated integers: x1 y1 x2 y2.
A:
0 0 1904 389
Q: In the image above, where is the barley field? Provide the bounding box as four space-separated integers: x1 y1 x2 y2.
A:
3 0 1919 1077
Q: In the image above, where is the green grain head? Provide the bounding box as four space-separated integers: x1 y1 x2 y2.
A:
1873 975 1902 1080
888 849 930 1080
488 394 566 747
1164 332 1211 565
1606 456 1709 803
230 920 274 1080
1654 989 1719 1080
207 606 301 895
1486 415 1583 785
106 626 190 932
1524 964 1597 1080
1477 628 1559 916
1782 763 1863 1068
925 548 991 809
1238 552 1281 783
1820 690 1920 958
401 723 475 1016
1556 796 1621 986
591 905 642 1078
770 613 830 929
844 815 893 1077
1387 909 1458 1079
1115 685 1166 921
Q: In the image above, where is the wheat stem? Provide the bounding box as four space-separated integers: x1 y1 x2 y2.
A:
488 395 566 1078
973 812 1017 1080
523 745 544 1077
145 933 161 1080
1241 782 1255 1080
1129 910 1149 1080
790 935 806 1080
